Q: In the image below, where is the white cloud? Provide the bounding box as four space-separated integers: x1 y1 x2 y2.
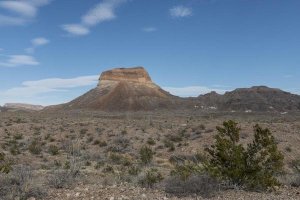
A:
0 55 39 67
62 24 90 36
170 6 192 18
0 0 51 26
0 14 26 26
142 27 157 32
62 0 127 36
32 37 49 46
0 75 99 105
26 37 50 53
163 86 228 97
22 75 99 89
0 1 37 17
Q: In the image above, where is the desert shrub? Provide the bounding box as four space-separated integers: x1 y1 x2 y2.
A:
48 157 80 189
9 141 20 155
28 139 42 155
205 120 284 190
139 168 164 188
291 159 300 173
285 146 292 152
47 169 78 189
113 136 130 152
171 162 201 181
102 165 114 173
139 146 154 165
169 153 206 166
48 145 59 155
163 140 175 151
128 165 142 176
93 139 100 145
80 128 88 135
109 153 132 166
147 138 156 145
165 174 220 198
0 152 12 173
166 133 183 143
13 133 23 140
99 140 108 147
0 165 46 200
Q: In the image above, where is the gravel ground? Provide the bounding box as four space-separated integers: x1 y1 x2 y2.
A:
46 184 300 200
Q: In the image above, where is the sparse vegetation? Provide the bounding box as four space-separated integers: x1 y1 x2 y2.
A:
0 112 298 199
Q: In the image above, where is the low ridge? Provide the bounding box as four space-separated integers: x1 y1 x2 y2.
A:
198 86 300 112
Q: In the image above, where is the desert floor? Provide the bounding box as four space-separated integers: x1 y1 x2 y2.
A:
0 110 300 199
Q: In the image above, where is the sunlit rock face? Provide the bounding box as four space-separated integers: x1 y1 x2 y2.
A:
99 67 152 84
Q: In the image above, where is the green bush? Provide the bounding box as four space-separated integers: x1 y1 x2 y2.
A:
139 146 154 165
205 120 284 190
171 162 201 181
0 152 12 173
48 145 59 155
28 139 42 155
139 168 164 188
147 138 156 146
164 140 175 152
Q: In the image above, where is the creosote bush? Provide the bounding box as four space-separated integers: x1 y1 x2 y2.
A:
205 120 284 190
48 145 59 155
28 139 42 155
139 168 163 188
139 146 154 165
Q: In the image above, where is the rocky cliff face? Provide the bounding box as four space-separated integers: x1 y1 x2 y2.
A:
53 67 181 111
99 67 152 84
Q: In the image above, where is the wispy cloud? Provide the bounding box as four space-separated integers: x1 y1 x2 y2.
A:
62 24 90 36
0 0 51 26
142 27 157 32
25 37 50 53
0 55 39 67
62 0 127 36
0 75 99 105
170 6 192 18
163 86 228 97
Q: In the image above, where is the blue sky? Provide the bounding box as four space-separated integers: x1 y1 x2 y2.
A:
0 0 300 106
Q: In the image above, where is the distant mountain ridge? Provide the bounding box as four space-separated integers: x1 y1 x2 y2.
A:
197 86 300 112
3 103 44 111
41 67 300 112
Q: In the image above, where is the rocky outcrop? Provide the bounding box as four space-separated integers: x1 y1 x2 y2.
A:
99 67 152 84
51 67 182 111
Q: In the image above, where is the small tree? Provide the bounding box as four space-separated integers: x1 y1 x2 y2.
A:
205 120 246 185
244 125 284 189
205 120 284 190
